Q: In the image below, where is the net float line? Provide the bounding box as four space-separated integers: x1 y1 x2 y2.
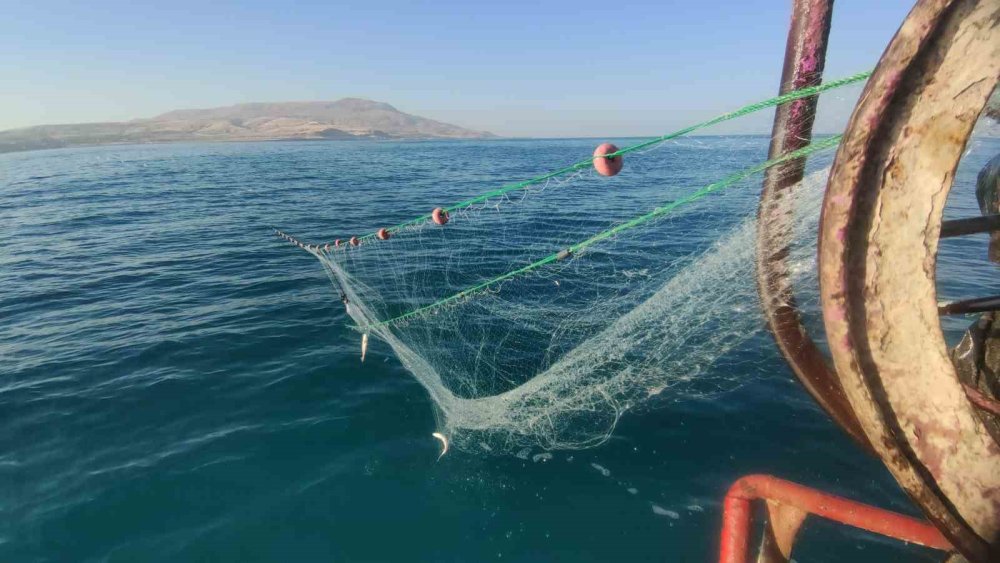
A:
368 134 843 329
276 70 871 251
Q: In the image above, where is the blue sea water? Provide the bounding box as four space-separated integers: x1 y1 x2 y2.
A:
2 137 997 562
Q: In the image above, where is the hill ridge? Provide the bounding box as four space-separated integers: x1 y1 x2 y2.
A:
0 98 495 154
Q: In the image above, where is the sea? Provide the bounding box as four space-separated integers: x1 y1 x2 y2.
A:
2 136 997 562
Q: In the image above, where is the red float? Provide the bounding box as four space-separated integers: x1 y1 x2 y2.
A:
335 239 342 248
592 143 624 176
432 207 449 225
377 228 391 240
350 236 359 246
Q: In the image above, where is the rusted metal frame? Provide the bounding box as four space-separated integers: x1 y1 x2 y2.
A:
818 0 1000 560
940 214 1000 238
755 0 874 453
718 474 951 563
939 295 1000 316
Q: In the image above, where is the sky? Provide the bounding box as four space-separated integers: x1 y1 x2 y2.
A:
1 0 915 137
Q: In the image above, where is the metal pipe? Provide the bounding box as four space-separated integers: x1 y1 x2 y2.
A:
964 384 1000 417
718 474 952 563
940 215 1000 238
755 0 873 452
939 295 1000 316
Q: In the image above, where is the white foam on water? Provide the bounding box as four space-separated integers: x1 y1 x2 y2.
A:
590 463 611 477
651 505 680 519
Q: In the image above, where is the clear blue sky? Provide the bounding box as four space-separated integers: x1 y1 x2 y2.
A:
2 0 914 136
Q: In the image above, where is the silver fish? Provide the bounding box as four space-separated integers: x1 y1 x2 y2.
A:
432 432 449 460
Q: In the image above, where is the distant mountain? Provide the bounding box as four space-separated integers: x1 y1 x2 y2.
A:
0 98 496 154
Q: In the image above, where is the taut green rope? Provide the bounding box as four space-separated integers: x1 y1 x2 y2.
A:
370 134 843 328
345 70 870 244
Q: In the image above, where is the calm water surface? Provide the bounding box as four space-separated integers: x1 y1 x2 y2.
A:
2 137 997 562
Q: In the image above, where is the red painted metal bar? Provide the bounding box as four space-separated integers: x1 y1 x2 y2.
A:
718 475 952 563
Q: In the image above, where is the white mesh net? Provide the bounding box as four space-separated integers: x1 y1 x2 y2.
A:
278 81 864 454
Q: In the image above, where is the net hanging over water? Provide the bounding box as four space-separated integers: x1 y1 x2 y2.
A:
276 73 869 453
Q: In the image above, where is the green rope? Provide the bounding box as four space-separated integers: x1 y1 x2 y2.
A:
369 134 843 329
349 70 870 244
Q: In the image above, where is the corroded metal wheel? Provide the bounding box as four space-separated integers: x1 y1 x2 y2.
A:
818 0 1000 560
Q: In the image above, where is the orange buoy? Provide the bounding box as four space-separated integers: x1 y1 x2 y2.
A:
335 239 342 248
377 228 391 240
350 236 359 246
592 143 623 176
432 207 449 225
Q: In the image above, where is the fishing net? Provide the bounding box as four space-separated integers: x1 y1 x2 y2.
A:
277 74 868 453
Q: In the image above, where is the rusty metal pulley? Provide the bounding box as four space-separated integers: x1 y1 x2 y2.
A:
818 0 1000 560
